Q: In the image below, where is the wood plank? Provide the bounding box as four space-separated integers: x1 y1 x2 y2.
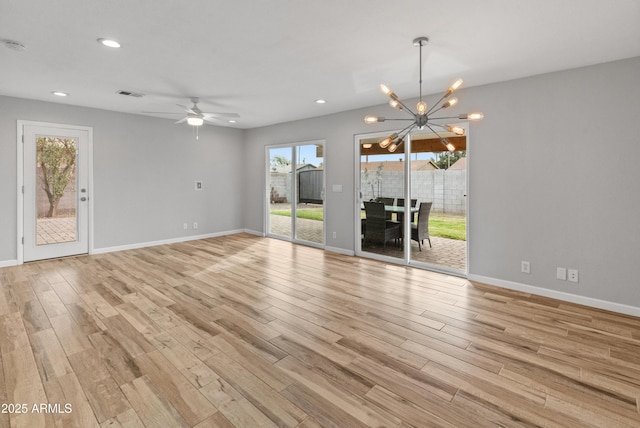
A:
67 348 131 423
203 351 307 427
276 355 401 427
199 378 280 428
134 350 217 425
30 328 73 381
120 375 189 428
43 372 101 428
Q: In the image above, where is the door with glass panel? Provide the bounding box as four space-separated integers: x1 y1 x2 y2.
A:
22 123 90 262
408 129 468 274
266 141 324 246
356 130 467 274
357 133 405 262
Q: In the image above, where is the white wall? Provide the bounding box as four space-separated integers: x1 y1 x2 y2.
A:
243 57 640 314
0 95 245 262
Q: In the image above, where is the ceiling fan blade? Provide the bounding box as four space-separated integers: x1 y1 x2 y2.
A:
142 111 183 114
176 104 197 114
203 112 240 118
175 117 188 124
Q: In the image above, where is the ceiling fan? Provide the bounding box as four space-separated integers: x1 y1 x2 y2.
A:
145 97 239 126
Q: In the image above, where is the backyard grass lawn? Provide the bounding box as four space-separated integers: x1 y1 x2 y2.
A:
428 213 466 241
271 208 467 241
271 208 324 221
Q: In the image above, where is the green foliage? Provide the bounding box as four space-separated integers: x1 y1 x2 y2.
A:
271 155 291 166
433 151 465 170
427 213 466 241
37 137 76 217
270 208 324 221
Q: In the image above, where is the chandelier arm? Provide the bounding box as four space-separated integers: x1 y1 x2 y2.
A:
425 93 450 115
424 124 450 148
382 118 415 121
428 115 464 120
392 98 418 117
398 122 418 138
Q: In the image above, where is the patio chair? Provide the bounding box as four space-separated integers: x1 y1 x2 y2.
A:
375 197 395 220
397 198 418 223
411 202 432 251
363 201 401 249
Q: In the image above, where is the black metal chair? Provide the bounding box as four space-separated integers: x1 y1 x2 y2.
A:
363 201 401 249
410 202 432 251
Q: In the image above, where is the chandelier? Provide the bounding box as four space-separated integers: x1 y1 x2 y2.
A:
364 36 483 153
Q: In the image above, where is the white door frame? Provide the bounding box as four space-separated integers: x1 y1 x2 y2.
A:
264 139 326 248
17 120 94 264
354 126 470 277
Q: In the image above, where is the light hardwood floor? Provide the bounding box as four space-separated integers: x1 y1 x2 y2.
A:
1 233 640 427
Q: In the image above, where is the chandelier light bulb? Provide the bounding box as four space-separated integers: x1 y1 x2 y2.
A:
388 142 398 152
447 125 465 135
364 115 381 124
416 101 427 114
446 142 456 152
362 143 372 149
442 97 458 109
380 84 392 95
379 133 397 148
467 112 484 121
389 99 402 110
450 78 463 92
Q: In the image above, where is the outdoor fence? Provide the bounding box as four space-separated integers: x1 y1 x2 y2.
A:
362 170 466 214
270 169 466 214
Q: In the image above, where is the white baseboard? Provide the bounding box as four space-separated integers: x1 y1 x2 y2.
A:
0 259 18 268
468 274 640 318
93 229 245 255
325 246 355 256
243 229 265 237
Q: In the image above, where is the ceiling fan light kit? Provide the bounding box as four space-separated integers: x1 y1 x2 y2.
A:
364 36 483 153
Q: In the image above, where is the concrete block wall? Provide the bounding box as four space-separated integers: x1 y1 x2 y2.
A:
361 170 467 214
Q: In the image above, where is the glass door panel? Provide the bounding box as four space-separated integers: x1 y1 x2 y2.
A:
267 147 293 239
36 136 78 245
294 144 324 245
408 131 467 273
358 134 405 261
267 141 325 246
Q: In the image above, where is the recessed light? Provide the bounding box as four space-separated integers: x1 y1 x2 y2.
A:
315 99 326 104
228 120 237 123
97 38 121 48
51 91 68 97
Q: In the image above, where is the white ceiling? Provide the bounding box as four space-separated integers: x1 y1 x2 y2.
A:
1 0 639 129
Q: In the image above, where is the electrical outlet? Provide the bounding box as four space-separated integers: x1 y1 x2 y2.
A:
556 267 567 280
332 231 337 239
183 223 188 230
521 261 530 274
568 269 579 283
193 222 198 230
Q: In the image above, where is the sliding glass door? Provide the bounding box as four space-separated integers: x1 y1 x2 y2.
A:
356 130 468 275
357 132 405 262
266 141 325 247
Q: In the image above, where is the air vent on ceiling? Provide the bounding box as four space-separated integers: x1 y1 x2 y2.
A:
116 90 145 98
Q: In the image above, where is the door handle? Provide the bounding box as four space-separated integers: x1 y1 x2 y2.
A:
80 197 87 201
